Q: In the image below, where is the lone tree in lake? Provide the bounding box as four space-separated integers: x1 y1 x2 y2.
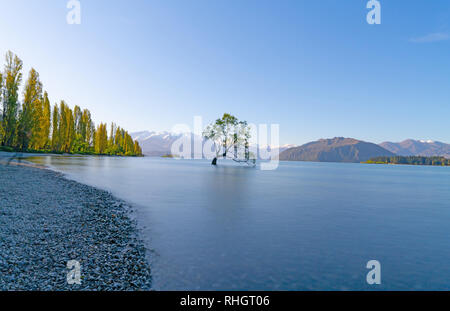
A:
203 113 255 166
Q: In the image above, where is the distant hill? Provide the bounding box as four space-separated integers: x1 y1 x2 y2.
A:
279 137 395 163
380 139 450 158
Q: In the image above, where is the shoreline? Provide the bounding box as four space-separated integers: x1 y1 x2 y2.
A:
0 162 152 291
0 147 144 158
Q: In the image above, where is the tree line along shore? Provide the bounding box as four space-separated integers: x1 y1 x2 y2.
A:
0 51 142 156
365 156 450 166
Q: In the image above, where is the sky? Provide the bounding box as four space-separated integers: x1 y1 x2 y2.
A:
0 0 449 145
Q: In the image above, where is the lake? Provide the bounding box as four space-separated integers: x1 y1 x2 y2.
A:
22 155 450 290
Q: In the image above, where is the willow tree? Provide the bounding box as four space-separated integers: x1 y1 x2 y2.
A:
203 113 254 166
1 51 23 147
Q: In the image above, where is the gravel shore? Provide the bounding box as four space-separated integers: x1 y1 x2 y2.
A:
0 162 151 291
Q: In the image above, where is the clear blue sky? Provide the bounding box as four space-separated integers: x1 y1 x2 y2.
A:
1 0 449 145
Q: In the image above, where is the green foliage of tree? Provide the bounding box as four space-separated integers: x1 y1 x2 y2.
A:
40 92 51 150
1 51 23 147
203 113 254 165
0 51 142 157
101 124 140 156
134 140 142 156
59 101 75 153
94 123 108 154
0 71 3 143
51 104 59 151
17 68 43 151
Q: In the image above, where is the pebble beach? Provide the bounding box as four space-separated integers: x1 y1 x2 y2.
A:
0 161 152 291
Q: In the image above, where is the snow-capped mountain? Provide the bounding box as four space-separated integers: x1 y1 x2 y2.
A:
131 131 294 157
130 131 196 156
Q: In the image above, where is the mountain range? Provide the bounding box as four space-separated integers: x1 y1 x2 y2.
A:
131 131 450 162
131 131 298 157
131 131 196 157
379 139 450 158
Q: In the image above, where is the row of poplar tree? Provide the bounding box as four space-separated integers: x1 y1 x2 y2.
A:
0 51 142 156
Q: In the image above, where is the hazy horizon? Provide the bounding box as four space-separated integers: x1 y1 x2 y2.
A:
130 129 450 147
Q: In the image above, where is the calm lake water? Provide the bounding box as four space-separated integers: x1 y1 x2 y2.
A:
22 155 450 290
